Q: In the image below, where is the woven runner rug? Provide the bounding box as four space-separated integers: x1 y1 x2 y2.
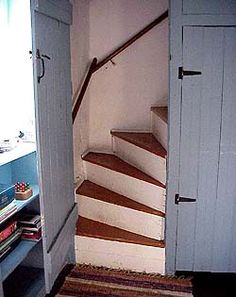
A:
57 264 193 297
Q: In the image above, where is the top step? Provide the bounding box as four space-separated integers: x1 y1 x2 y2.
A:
82 152 165 188
111 132 166 158
151 107 168 123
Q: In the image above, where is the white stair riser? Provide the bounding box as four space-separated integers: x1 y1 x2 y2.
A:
113 137 166 185
151 114 168 150
84 162 166 213
77 195 165 240
75 236 165 274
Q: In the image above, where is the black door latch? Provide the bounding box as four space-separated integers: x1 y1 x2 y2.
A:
178 66 202 79
175 193 196 205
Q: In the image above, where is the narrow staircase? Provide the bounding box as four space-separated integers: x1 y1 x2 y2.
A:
75 107 168 274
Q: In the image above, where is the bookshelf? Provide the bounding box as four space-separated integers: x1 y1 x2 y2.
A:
3 266 45 297
1 240 39 281
0 143 36 167
0 151 45 296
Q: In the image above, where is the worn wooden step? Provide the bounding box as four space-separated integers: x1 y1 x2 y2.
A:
151 106 168 124
77 180 165 217
76 216 165 248
111 131 166 184
151 106 168 150
82 152 164 188
75 217 165 273
82 152 166 212
111 131 166 158
76 180 165 240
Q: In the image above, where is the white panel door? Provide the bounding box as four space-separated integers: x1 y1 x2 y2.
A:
30 0 76 292
176 26 236 272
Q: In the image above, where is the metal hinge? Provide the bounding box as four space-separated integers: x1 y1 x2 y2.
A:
178 66 202 79
175 193 196 205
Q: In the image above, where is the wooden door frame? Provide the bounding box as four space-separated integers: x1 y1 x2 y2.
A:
166 0 236 275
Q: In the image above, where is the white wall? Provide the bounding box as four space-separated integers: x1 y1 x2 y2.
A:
88 0 168 151
70 0 90 183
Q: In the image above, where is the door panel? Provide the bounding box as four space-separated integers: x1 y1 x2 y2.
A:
31 0 75 291
176 27 204 270
212 28 236 272
177 27 224 271
183 0 236 15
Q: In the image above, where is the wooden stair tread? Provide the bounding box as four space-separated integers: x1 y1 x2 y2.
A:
76 217 165 248
77 180 165 217
151 107 168 124
82 152 165 188
111 131 166 158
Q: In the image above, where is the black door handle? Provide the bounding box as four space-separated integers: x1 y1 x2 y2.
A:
178 67 202 79
36 49 51 83
175 193 196 205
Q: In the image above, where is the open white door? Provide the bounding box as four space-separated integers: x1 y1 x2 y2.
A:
31 0 77 292
175 26 236 272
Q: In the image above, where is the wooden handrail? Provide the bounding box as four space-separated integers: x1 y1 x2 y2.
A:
93 10 168 72
72 10 168 124
72 58 97 123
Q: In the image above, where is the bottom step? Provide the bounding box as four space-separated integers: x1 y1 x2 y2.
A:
75 217 165 274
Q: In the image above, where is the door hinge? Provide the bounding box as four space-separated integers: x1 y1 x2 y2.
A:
175 193 196 205
178 66 202 79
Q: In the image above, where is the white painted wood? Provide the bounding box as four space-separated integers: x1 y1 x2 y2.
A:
183 0 236 15
176 27 224 272
31 2 75 291
31 0 72 25
166 0 182 274
84 162 166 213
182 14 236 26
176 27 204 271
113 136 166 185
192 28 224 272
45 204 77 287
75 236 165 274
212 28 236 272
168 0 236 275
151 111 168 150
77 195 164 240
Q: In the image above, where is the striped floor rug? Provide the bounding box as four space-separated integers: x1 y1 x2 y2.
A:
57 264 193 297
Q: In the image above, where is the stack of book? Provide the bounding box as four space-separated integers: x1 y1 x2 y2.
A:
18 214 41 241
0 220 22 259
0 184 17 224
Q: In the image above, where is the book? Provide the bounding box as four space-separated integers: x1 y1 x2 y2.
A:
0 221 17 243
0 184 15 208
21 228 41 242
0 228 22 253
0 200 17 215
0 201 17 225
21 225 41 232
18 214 41 226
